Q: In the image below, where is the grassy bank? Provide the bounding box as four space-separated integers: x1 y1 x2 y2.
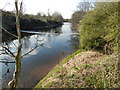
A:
35 50 119 88
35 49 84 88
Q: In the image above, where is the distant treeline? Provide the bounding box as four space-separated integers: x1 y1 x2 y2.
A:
71 2 119 54
2 11 63 32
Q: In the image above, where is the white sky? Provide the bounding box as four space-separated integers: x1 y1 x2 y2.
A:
0 0 82 19
1 0 118 18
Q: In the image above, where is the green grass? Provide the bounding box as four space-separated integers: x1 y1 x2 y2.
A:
73 67 79 71
84 55 119 88
81 55 114 68
35 49 85 88
35 50 119 88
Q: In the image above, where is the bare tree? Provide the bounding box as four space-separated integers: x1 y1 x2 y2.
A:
20 0 23 14
8 0 22 89
0 0 48 89
47 9 51 21
77 1 94 12
19 0 26 15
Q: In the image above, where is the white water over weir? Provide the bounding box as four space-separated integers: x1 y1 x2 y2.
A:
21 30 79 35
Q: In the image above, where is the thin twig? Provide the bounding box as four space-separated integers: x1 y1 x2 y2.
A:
0 52 6 55
2 46 15 57
0 61 15 63
4 50 14 57
12 41 17 48
0 26 18 38
0 58 14 60
21 45 38 58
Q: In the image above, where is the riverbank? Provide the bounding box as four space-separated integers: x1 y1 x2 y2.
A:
2 11 63 32
35 50 119 88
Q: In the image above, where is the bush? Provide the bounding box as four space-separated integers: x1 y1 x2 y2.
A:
80 2 119 54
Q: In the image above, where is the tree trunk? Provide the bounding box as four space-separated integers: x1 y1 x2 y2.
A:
8 0 22 89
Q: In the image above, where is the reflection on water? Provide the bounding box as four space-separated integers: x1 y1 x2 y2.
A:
1 23 79 88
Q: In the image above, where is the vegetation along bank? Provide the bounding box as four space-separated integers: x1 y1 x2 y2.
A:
35 2 119 88
2 10 63 32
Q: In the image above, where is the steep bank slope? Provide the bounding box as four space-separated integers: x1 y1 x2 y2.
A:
35 50 119 88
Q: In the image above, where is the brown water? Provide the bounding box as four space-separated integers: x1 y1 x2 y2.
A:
0 22 79 88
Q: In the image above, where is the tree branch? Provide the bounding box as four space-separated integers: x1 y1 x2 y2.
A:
0 26 18 38
2 46 15 57
21 45 38 58
0 61 15 63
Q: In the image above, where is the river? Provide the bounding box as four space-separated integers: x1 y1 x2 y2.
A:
0 22 79 88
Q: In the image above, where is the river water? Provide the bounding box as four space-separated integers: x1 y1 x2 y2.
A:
0 22 79 88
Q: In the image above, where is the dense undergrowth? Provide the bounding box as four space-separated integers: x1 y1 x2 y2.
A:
72 2 119 54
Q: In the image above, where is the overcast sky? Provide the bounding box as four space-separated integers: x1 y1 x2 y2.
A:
0 0 83 19
1 0 118 18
